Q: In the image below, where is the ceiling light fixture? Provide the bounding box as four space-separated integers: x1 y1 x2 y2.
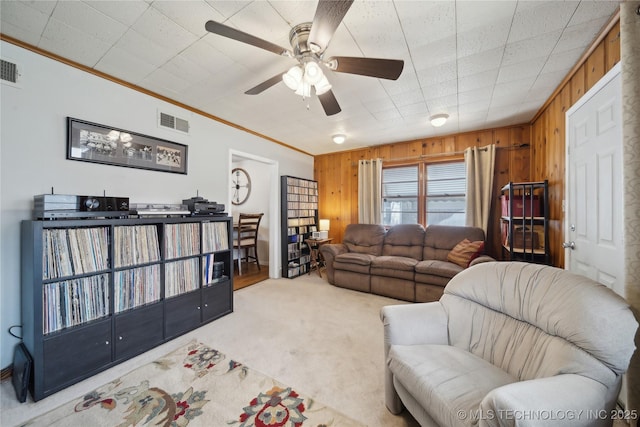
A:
282 62 332 99
430 113 449 127
332 134 346 144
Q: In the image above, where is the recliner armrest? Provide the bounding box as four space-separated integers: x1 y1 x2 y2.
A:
319 244 348 283
480 374 612 427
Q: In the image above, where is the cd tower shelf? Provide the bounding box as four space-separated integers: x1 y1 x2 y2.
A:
280 176 318 278
21 216 233 401
500 181 550 264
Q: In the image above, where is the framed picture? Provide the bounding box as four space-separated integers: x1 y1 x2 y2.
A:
66 117 188 174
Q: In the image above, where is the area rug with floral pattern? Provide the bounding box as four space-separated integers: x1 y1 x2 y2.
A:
23 340 363 427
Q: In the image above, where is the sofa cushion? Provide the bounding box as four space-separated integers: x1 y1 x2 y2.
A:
371 256 418 280
334 253 376 274
388 344 516 427
343 224 386 255
423 225 485 261
415 260 463 279
382 224 425 260
447 239 485 268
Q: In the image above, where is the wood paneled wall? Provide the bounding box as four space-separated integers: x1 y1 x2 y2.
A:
314 124 531 260
314 15 620 269
530 19 620 268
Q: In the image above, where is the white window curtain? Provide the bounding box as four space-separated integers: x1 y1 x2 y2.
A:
464 144 496 233
358 159 382 224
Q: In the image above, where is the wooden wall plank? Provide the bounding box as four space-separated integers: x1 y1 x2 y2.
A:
571 63 586 105
605 21 621 69
586 41 606 91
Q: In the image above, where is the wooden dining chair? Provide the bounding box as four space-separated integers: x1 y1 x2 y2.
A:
233 213 264 275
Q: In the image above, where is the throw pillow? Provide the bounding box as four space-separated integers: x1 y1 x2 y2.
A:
447 239 485 268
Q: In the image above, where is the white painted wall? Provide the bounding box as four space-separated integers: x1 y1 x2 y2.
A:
0 41 314 368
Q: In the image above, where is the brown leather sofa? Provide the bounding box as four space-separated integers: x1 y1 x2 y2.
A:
320 223 494 302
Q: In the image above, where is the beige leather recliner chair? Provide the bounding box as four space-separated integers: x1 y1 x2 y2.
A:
381 261 638 426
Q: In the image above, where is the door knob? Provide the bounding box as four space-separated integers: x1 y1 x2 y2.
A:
562 241 576 250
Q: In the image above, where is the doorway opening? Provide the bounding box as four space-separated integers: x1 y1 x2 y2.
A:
229 150 280 286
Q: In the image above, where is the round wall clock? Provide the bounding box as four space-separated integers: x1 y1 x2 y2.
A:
231 167 251 205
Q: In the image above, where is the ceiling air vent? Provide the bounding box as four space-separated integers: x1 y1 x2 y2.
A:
1 59 21 87
159 111 190 134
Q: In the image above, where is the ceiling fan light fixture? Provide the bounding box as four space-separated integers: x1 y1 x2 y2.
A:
303 61 323 85
332 134 346 144
283 66 303 91
430 113 449 127
295 81 311 98
314 75 332 95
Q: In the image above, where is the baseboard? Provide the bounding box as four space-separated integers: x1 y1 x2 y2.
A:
1 364 13 381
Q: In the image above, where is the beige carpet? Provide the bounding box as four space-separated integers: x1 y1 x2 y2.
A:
1 275 419 427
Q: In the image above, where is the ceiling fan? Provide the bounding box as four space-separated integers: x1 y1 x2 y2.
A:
204 0 404 116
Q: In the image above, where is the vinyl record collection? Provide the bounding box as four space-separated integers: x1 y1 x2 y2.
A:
113 264 161 313
43 274 109 334
42 227 109 279
113 225 161 268
165 258 199 298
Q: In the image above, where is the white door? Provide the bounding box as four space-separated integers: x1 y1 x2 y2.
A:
565 63 623 297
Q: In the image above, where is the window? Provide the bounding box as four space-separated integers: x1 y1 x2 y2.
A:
426 162 466 226
382 166 418 226
381 161 466 227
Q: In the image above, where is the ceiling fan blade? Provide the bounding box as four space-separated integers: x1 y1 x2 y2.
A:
308 0 354 53
245 72 285 95
317 89 342 116
205 20 292 57
327 56 404 80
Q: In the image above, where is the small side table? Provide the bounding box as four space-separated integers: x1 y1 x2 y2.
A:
304 238 333 277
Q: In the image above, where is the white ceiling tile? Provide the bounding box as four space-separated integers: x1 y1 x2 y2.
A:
456 19 511 57
492 77 535 98
410 35 457 70
205 1 252 19
372 108 402 121
398 102 429 118
269 1 317 26
426 94 457 113
423 79 458 99
530 69 567 93
459 86 493 105
0 1 49 42
114 29 175 68
133 6 198 55
540 46 584 75
342 1 407 58
163 54 214 85
95 46 157 83
141 67 192 97
553 17 608 54
391 90 425 108
502 30 563 66
416 60 457 87
456 1 517 32
458 69 499 93
395 1 456 45
83 1 150 27
53 1 129 45
508 1 579 43
457 47 504 78
178 39 235 76
569 1 619 27
40 18 111 67
151 1 223 37
497 57 545 84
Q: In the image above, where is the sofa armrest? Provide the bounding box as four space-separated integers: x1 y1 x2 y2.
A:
380 302 448 348
319 243 347 283
479 374 611 427
469 255 496 267
380 302 448 414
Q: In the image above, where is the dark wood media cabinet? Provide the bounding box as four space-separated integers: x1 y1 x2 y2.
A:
21 216 233 401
